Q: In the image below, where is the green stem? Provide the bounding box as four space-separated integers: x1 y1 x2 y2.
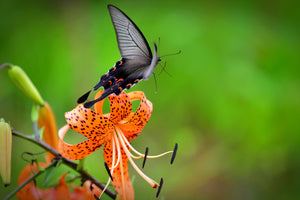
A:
10 130 117 199
4 159 59 200
0 63 12 71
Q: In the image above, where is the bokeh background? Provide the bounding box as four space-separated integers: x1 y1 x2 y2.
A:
1 0 300 199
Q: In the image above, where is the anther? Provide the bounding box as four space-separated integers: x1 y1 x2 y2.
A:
156 178 163 198
94 194 100 200
89 183 94 191
170 143 178 165
142 147 149 169
104 162 113 181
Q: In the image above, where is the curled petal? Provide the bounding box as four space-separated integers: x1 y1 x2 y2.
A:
94 90 105 114
58 125 108 160
108 92 132 123
118 91 153 139
104 139 134 200
65 105 114 139
38 102 58 162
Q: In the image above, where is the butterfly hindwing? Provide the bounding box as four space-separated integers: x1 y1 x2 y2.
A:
82 59 143 108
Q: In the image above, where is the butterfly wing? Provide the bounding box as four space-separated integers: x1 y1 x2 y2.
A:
79 5 160 108
108 4 152 65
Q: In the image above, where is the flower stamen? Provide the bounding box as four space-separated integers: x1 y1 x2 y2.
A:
142 147 148 169
156 178 164 198
119 131 174 159
170 143 178 165
113 132 126 197
99 136 118 199
104 162 113 181
116 127 159 188
111 138 120 169
98 178 111 199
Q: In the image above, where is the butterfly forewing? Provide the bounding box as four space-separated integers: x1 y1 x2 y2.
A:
108 5 152 61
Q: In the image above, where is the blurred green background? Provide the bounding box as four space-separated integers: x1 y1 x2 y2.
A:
1 0 300 199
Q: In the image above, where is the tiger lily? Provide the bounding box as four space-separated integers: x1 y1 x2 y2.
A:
17 163 101 200
58 91 176 199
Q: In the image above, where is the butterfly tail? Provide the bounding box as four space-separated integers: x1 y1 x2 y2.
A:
77 72 116 104
83 87 115 108
77 90 92 103
83 96 104 108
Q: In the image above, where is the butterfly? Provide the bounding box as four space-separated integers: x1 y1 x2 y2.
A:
78 4 161 108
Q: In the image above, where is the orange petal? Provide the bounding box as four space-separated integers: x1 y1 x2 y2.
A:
16 163 56 200
70 180 102 200
104 138 134 200
118 91 153 139
65 105 114 139
58 125 109 160
94 90 105 114
38 102 58 162
56 173 71 200
108 91 132 123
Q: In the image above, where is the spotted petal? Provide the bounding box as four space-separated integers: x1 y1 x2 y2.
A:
58 125 108 160
108 91 132 123
118 91 153 139
104 138 134 200
94 90 105 114
65 105 114 139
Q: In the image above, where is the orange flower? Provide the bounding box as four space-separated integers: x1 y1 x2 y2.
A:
59 91 175 199
16 163 101 200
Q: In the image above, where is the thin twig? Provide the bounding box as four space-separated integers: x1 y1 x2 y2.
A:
33 121 40 140
4 159 59 200
11 130 117 199
0 63 12 71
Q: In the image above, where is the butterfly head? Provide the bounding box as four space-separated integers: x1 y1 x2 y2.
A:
143 43 161 80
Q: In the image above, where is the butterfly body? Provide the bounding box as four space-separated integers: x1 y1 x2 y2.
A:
78 4 161 108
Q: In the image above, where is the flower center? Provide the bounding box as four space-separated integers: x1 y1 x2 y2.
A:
98 126 177 199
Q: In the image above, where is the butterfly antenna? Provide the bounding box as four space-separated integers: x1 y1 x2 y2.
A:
158 37 161 51
153 73 158 94
160 50 181 58
158 61 172 78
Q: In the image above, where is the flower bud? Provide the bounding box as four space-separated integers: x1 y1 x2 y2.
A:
8 65 44 106
0 119 12 186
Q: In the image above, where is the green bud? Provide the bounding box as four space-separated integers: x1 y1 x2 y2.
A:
0 119 12 186
8 65 44 106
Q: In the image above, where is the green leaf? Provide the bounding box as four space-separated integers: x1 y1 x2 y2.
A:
42 162 57 187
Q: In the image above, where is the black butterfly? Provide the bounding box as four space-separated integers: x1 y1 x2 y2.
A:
78 4 161 108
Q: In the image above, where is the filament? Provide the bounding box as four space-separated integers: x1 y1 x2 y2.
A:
116 127 159 188
119 132 173 159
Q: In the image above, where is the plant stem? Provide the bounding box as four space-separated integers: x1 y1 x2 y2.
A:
4 159 59 200
33 121 40 140
11 129 117 199
0 63 12 71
